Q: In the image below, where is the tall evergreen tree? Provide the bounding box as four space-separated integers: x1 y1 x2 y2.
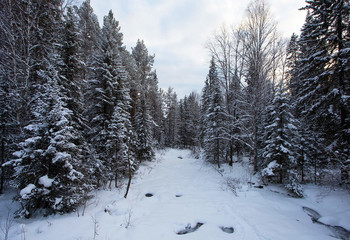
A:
7 0 74 217
262 85 301 184
285 33 300 101
134 92 154 162
107 68 134 187
226 72 245 165
296 0 350 183
202 58 229 168
163 87 179 147
148 72 164 147
131 40 156 161
85 10 126 185
178 93 200 149
78 0 101 83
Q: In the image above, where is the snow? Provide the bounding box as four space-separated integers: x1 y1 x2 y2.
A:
12 150 24 158
19 184 36 197
24 136 41 145
38 175 54 188
1 149 350 240
52 152 71 163
262 160 280 176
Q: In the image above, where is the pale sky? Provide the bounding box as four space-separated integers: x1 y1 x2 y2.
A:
90 0 306 98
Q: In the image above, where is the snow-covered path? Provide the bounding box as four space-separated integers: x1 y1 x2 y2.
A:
1 149 350 240
118 148 261 240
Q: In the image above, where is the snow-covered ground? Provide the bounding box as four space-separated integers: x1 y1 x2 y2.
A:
1 149 349 240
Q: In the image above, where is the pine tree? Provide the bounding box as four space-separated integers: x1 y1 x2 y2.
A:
178 93 200 149
84 10 127 186
147 72 164 147
60 6 85 116
285 33 300 101
131 40 156 160
134 92 154 162
6 0 71 217
200 78 212 146
226 72 244 165
0 0 28 194
163 87 179 147
202 58 229 168
186 92 201 150
106 50 134 187
78 0 101 83
262 85 301 184
296 0 350 183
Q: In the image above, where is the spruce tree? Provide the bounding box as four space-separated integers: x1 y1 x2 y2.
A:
134 92 154 162
179 93 200 149
85 10 126 185
262 85 301 184
131 40 156 161
296 0 350 183
202 58 229 168
147 72 164 147
163 87 179 147
78 0 101 83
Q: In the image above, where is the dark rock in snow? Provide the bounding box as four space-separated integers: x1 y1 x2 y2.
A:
145 193 153 197
176 222 204 235
302 206 321 222
220 226 234 233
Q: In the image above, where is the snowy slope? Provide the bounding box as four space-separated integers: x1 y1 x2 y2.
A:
1 149 349 240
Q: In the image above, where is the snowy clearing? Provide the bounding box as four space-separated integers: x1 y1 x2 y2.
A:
1 149 349 240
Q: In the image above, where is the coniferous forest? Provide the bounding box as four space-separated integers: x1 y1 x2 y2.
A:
0 0 349 218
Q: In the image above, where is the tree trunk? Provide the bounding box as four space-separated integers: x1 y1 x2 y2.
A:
228 142 233 166
124 149 132 198
253 122 258 173
0 138 4 194
114 172 118 188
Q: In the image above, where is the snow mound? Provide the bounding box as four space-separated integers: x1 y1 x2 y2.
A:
38 175 54 188
262 160 280 176
20 184 36 198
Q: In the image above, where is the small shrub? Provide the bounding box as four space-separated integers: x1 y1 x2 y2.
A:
285 172 303 198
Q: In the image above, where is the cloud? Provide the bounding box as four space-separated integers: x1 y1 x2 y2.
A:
90 0 306 98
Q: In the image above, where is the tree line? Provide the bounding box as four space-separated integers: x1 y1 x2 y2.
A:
0 0 201 218
201 0 349 197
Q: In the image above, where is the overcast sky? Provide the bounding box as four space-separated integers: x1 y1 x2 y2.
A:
89 0 306 98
